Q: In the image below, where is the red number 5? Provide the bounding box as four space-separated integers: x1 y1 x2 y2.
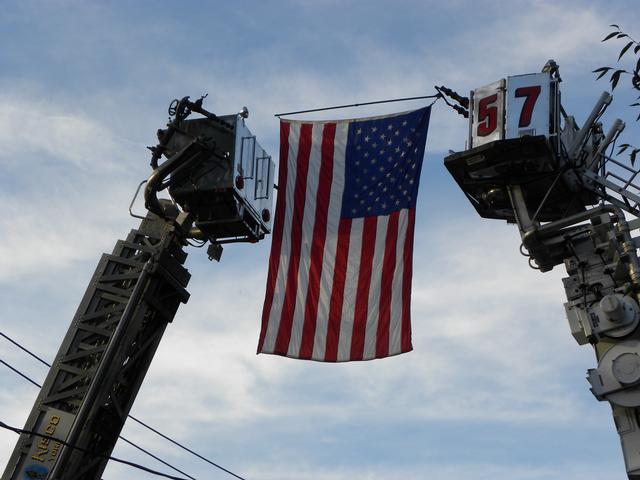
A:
515 86 541 128
477 94 498 137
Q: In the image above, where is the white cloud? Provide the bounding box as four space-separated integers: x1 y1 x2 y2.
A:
0 95 152 282
0 97 135 171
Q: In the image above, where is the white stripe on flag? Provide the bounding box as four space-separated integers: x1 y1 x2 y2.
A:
363 214 389 360
312 122 348 360
262 123 300 353
287 123 323 357
337 216 363 361
389 209 409 355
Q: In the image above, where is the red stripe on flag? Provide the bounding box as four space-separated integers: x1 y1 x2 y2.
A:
376 210 399 358
350 216 378 361
401 208 416 352
299 123 336 359
324 218 351 362
274 123 313 355
257 121 290 353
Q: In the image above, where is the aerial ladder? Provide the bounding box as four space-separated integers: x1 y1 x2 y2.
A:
2 97 274 480
444 61 640 478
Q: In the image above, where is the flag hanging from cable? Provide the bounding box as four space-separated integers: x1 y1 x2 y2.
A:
258 106 431 361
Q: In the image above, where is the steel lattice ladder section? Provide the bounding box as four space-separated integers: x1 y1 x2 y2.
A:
2 212 191 480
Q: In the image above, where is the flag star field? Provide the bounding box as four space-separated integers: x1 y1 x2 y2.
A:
342 107 430 218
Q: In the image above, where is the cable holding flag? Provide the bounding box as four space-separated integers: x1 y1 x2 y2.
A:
274 93 441 117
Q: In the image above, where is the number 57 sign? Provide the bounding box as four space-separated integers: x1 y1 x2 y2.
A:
470 72 558 148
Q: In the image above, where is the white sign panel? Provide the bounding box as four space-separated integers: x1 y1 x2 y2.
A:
505 72 550 139
470 79 505 148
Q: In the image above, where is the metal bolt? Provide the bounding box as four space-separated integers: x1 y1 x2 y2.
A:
601 295 624 322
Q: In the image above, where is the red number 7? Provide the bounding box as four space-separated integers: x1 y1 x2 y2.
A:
515 86 541 128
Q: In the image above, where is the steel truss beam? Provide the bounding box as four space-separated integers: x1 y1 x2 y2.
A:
2 211 192 480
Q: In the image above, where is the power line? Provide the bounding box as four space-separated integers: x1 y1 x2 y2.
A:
0 359 40 388
0 356 198 480
0 420 192 480
128 415 247 480
119 436 197 480
0 330 249 480
0 331 50 366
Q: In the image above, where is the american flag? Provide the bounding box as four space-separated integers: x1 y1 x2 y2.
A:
258 106 431 361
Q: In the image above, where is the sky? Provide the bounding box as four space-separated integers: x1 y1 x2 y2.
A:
2 1 640 479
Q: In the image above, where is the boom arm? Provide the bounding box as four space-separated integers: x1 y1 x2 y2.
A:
2 207 192 480
2 96 274 480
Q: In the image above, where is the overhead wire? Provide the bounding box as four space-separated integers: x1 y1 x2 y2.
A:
127 415 247 480
0 419 192 480
0 358 40 388
274 93 441 117
0 330 248 480
0 356 197 480
119 436 197 480
0 332 50 366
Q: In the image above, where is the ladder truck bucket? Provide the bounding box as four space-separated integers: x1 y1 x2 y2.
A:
145 97 275 246
445 134 595 223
